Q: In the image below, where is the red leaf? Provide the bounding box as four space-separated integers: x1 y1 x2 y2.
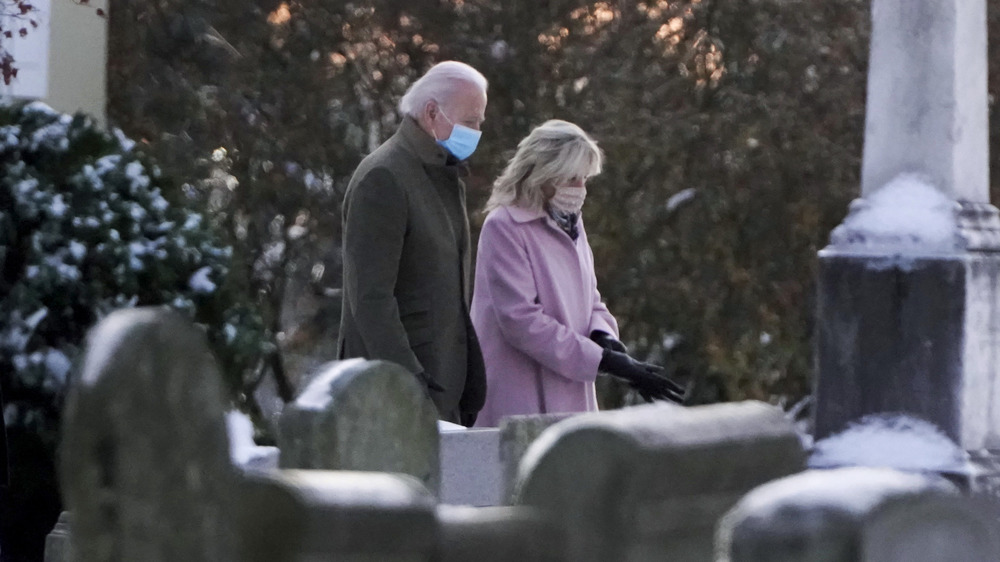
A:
3 32 11 39
96 8 105 17
18 28 27 37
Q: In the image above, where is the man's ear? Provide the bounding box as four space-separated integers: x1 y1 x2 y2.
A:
423 100 439 122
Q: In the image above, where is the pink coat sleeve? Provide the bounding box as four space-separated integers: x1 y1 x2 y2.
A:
586 244 619 338
479 215 604 382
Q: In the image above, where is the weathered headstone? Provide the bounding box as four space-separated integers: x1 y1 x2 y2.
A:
439 427 503 506
514 401 804 562
814 0 1000 474
59 308 237 561
498 413 576 503
277 359 441 493
861 494 1000 561
433 505 565 562
715 467 959 562
238 469 437 562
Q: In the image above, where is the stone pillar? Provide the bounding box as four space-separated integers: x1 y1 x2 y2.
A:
814 0 1000 454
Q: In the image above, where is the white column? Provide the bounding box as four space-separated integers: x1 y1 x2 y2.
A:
860 0 989 203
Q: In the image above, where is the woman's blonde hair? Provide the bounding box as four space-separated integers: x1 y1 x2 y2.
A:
484 119 603 213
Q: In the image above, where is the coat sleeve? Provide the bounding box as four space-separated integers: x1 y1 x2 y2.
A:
342 167 423 374
584 241 619 338
479 214 604 382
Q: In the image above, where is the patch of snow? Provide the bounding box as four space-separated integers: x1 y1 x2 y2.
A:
438 420 467 432
124 161 150 191
829 174 958 253
49 194 67 217
188 266 217 294
226 410 278 470
223 323 237 344
42 349 72 389
295 359 366 411
732 466 953 519
809 413 968 473
68 240 87 261
666 188 697 213
112 128 136 151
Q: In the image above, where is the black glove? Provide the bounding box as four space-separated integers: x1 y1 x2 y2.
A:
598 349 686 404
415 372 445 397
459 411 478 428
590 330 628 354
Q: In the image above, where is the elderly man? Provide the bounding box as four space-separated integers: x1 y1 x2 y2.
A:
338 61 488 427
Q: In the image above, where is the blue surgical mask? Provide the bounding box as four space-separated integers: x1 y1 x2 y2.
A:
436 110 482 161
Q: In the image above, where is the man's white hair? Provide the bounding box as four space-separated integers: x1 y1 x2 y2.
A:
398 61 488 118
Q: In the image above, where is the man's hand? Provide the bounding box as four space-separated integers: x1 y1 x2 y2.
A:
590 330 628 354
598 349 687 404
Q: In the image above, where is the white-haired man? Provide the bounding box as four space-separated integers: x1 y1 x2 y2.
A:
338 61 488 427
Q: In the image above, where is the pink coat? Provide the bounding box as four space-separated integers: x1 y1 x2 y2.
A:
470 204 619 427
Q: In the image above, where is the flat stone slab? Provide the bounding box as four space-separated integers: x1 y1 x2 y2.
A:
439 428 503 506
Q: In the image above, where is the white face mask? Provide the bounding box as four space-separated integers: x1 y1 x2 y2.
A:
549 185 587 214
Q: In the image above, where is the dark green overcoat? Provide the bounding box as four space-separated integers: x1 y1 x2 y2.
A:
338 116 486 423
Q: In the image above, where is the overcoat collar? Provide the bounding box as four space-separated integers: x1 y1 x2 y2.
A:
398 116 452 167
505 204 548 223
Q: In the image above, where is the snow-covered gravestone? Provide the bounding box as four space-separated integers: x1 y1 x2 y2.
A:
814 0 1000 475
59 308 237 562
716 467 1000 562
277 359 441 494
513 401 805 562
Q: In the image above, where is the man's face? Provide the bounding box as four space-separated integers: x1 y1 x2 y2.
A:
432 80 487 140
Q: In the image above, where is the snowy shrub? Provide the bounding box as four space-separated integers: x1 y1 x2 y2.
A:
0 101 265 438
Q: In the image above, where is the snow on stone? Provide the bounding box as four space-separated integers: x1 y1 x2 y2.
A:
830 173 958 253
226 409 279 470
809 413 968 473
188 266 217 294
438 420 467 432
295 359 366 411
731 466 954 519
78 312 139 386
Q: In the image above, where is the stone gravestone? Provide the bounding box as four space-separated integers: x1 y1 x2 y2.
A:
715 467 960 562
814 0 1000 474
59 308 237 562
498 413 576 503
514 401 804 562
278 359 441 494
861 494 1000 562
433 505 565 562
238 469 438 562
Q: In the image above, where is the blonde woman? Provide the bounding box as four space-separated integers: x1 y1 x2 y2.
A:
470 120 684 426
